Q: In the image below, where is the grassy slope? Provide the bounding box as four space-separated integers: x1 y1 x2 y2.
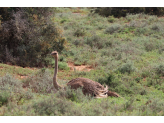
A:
1 8 164 115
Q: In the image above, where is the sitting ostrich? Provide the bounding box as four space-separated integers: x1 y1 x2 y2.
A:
51 51 120 98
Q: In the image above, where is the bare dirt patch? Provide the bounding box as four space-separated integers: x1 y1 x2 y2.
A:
14 75 29 80
20 75 28 79
67 62 93 72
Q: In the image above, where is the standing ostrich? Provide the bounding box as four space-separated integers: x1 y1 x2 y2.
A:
51 51 120 98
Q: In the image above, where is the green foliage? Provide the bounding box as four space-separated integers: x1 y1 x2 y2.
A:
0 7 67 67
58 62 70 70
134 77 143 83
23 69 54 94
144 42 157 52
73 39 85 46
134 27 148 36
32 95 81 116
105 24 122 34
2 8 164 116
123 98 134 111
0 91 10 107
108 16 115 23
97 73 114 86
74 28 86 37
155 64 164 76
60 18 69 23
118 62 136 74
56 86 92 103
121 27 135 34
85 35 105 49
91 7 164 18
0 74 34 107
141 70 151 78
151 23 164 32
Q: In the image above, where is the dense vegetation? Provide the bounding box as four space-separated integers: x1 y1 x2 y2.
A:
92 7 164 17
1 7 164 116
0 7 67 67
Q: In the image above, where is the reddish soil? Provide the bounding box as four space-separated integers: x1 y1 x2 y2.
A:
20 75 28 79
67 62 93 72
1 62 93 81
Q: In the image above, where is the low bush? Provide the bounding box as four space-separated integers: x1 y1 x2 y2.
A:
23 69 54 94
0 8 67 67
151 23 164 32
60 18 69 23
0 91 10 107
104 24 122 34
108 16 115 23
141 70 151 78
0 74 34 106
74 28 86 37
97 73 114 86
56 86 92 103
58 62 70 70
73 39 85 46
32 95 83 116
117 62 136 74
144 42 157 52
96 23 106 30
85 35 104 49
154 64 164 76
134 27 148 36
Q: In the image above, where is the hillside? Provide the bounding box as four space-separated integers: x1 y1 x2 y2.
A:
1 7 164 116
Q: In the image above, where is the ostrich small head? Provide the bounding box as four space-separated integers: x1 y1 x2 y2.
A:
51 51 58 58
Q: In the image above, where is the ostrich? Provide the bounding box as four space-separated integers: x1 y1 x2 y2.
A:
51 51 120 98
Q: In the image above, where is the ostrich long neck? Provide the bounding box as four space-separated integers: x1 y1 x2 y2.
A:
53 55 61 90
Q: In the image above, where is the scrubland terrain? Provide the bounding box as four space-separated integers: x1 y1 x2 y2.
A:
1 8 164 116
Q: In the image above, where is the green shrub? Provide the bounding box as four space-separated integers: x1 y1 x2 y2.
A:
118 62 136 74
151 23 163 32
141 70 151 78
155 64 164 76
148 16 158 23
0 91 10 107
73 39 85 46
74 61 83 66
97 73 114 86
121 27 135 34
96 23 106 30
129 20 140 27
74 71 87 77
58 62 70 70
0 74 33 106
134 27 148 36
74 28 86 37
85 35 105 49
135 77 143 83
60 18 68 23
32 95 81 116
144 42 157 52
0 7 67 67
108 16 115 23
104 24 122 34
146 77 162 89
23 69 54 94
59 55 67 62
158 48 164 54
123 98 134 111
56 86 92 103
